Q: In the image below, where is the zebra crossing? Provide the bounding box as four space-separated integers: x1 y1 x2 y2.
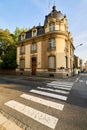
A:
4 81 73 129
75 78 87 84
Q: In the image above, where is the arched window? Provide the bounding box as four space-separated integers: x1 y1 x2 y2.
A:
49 22 55 31
21 33 26 40
48 56 56 71
32 29 37 37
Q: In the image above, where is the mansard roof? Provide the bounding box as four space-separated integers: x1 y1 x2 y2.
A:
18 26 44 41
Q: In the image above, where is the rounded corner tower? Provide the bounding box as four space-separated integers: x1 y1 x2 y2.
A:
44 5 68 33
17 5 74 78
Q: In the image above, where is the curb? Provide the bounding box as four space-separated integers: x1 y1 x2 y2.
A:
0 113 23 130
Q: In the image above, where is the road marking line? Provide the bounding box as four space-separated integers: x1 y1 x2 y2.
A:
47 85 71 90
47 83 72 88
86 80 87 84
30 89 67 101
51 81 73 85
37 87 69 94
79 80 83 82
5 100 58 129
20 94 64 110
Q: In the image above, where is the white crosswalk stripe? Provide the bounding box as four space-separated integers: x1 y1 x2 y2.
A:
5 100 58 129
86 80 87 84
47 83 73 88
4 81 73 129
37 86 69 94
47 84 71 90
20 94 64 110
29 81 73 101
30 89 68 101
51 81 73 85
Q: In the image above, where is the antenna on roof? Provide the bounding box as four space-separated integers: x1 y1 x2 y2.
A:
53 0 55 6
48 0 51 12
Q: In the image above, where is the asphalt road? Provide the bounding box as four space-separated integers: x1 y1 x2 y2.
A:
0 74 87 130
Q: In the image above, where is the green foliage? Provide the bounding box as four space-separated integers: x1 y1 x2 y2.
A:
0 29 14 54
0 29 13 43
0 44 18 69
12 26 29 43
0 27 28 70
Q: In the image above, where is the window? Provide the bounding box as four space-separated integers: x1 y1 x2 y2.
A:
21 33 26 40
32 30 37 37
31 43 37 53
49 22 55 31
20 59 25 70
48 38 56 50
48 56 56 71
20 45 25 54
65 56 68 68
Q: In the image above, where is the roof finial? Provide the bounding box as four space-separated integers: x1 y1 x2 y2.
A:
54 0 55 6
52 0 56 11
53 5 56 11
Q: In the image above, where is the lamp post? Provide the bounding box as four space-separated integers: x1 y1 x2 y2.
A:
75 43 83 48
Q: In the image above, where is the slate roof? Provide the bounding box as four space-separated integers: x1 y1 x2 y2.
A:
18 26 45 41
18 6 65 42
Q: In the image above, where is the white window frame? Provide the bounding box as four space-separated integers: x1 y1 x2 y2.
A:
20 45 25 54
49 22 55 31
21 33 26 40
48 38 55 50
32 29 37 37
31 43 37 53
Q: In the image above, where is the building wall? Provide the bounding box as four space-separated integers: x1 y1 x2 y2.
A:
16 6 74 78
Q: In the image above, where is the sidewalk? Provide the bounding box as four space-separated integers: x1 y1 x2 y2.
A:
0 73 80 82
20 75 79 82
0 113 23 130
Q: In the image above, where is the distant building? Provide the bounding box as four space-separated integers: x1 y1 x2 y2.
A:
16 6 75 78
74 55 83 74
84 61 87 71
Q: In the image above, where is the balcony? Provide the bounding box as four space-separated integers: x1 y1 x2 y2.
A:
47 46 56 51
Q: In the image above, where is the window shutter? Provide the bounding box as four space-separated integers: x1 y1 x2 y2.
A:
48 56 55 69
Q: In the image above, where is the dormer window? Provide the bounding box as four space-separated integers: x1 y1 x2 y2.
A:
32 29 37 37
49 22 55 31
21 33 26 40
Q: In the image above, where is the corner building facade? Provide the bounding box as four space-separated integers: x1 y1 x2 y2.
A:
17 6 74 78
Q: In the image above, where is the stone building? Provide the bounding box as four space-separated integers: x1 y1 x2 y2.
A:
73 55 83 75
84 61 87 72
16 6 75 78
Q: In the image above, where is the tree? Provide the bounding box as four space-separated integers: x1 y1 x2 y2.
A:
0 29 13 54
0 27 28 70
12 27 29 44
0 44 18 69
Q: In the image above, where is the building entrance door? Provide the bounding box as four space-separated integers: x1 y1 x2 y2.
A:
32 57 36 75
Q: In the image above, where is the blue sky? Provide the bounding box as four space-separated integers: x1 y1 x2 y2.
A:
0 0 87 62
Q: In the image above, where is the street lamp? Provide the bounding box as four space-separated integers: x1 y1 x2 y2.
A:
75 43 83 48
